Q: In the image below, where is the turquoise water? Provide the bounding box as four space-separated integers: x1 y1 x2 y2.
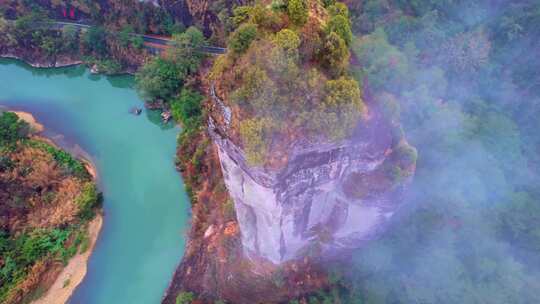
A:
0 59 188 304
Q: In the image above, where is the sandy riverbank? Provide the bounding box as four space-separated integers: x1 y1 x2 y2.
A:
32 214 103 304
13 111 44 133
8 110 103 304
12 110 99 181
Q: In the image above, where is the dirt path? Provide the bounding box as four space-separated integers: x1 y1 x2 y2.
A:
32 214 103 304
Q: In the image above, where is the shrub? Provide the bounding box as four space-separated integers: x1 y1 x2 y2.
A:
310 77 365 140
327 3 349 18
326 15 353 45
0 112 27 149
136 57 186 101
229 23 258 54
232 6 252 27
171 89 203 125
27 140 89 179
275 29 301 54
320 31 350 76
83 26 108 57
239 118 274 165
76 183 99 219
176 291 195 304
394 142 418 169
288 0 309 26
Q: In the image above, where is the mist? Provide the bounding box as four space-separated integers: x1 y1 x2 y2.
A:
340 1 540 303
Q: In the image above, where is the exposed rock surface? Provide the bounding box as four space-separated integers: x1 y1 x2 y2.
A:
208 87 414 264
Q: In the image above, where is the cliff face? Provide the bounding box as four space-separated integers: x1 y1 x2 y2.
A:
209 88 414 264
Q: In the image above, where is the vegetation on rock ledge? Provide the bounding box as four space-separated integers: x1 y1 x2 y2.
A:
212 0 365 165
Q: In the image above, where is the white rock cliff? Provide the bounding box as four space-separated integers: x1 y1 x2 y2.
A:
209 88 413 264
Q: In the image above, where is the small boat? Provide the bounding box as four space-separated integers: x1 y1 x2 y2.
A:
129 107 142 116
161 111 172 122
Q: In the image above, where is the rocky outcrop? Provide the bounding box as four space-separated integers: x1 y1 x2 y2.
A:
208 87 415 264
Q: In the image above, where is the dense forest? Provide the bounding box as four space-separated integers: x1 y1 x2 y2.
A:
338 0 540 303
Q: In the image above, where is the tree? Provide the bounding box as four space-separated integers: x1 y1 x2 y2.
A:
171 89 203 125
83 26 107 57
320 31 349 77
229 23 257 54
0 17 16 48
328 3 349 18
176 291 194 304
311 77 365 140
135 58 186 101
62 25 79 53
118 25 134 48
40 36 61 58
288 0 309 26
352 28 409 92
131 36 144 49
0 112 27 149
169 26 206 73
326 15 352 45
240 118 274 165
275 29 301 56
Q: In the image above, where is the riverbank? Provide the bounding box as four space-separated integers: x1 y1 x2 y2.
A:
0 53 137 75
0 53 83 69
32 214 103 304
6 109 99 182
0 109 103 304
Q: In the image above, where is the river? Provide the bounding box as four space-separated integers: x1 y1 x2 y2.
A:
0 58 189 304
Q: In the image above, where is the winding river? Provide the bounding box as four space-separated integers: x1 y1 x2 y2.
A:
0 58 189 303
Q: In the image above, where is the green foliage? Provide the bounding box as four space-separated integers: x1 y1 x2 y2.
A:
171 26 206 58
322 0 336 8
288 0 309 26
131 36 144 49
239 118 274 165
229 23 258 54
135 57 186 101
328 3 349 18
85 57 122 75
83 26 108 57
171 89 204 125
0 112 28 150
352 28 409 92
275 29 301 55
320 31 349 76
136 27 205 101
176 291 195 304
118 25 135 47
0 228 74 302
326 15 353 46
271 0 287 12
76 182 99 220
232 6 252 27
311 77 365 140
62 25 79 52
40 35 62 57
27 140 89 179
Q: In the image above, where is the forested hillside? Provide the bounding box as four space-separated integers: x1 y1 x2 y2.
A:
340 1 540 303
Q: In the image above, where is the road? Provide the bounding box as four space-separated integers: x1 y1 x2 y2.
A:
39 21 227 55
